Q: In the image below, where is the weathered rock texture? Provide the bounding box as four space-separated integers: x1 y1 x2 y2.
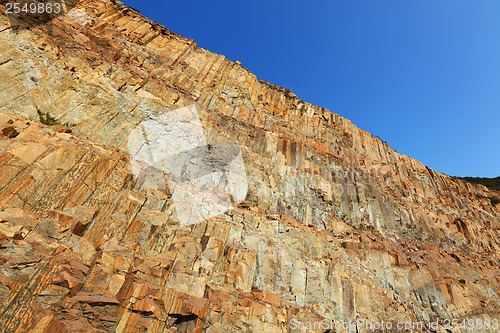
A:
0 1 499 332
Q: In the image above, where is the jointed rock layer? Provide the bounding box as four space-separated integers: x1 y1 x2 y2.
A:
0 1 498 332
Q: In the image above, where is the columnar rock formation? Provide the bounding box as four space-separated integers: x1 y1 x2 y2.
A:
0 1 498 332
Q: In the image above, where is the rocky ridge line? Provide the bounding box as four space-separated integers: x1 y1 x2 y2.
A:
0 1 498 332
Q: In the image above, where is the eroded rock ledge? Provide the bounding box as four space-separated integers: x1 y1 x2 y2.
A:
0 1 498 332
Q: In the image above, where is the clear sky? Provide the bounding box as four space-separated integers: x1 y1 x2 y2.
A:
122 0 499 177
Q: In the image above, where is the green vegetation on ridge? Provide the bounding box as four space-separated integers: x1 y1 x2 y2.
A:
455 176 500 206
457 176 500 192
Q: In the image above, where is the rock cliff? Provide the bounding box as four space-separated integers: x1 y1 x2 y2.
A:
0 0 498 332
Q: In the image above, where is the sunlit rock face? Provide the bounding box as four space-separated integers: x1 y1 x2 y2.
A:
0 1 499 332
128 103 247 226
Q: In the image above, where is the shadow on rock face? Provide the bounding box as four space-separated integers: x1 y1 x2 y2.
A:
2 0 80 31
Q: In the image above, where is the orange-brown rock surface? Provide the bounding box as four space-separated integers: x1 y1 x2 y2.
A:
0 1 499 332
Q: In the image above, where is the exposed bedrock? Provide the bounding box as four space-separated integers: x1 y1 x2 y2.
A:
0 1 498 332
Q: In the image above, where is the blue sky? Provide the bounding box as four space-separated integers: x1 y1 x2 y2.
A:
122 0 499 177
